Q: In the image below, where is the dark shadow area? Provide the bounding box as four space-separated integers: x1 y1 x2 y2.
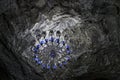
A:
0 60 11 80
93 78 109 80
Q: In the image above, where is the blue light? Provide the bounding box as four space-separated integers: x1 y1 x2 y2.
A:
59 63 62 67
66 50 70 54
36 45 40 49
50 50 56 58
45 39 48 43
62 41 65 45
40 40 44 45
53 65 57 69
34 57 39 62
62 61 67 65
31 30 73 70
33 48 38 53
65 56 70 61
66 45 70 50
42 64 46 69
50 37 54 42
56 38 59 43
37 61 42 65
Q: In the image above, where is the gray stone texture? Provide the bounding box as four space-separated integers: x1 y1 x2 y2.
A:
0 0 120 80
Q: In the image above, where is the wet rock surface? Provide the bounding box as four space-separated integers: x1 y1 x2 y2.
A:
0 0 120 80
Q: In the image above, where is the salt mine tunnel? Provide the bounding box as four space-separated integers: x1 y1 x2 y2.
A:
0 0 120 80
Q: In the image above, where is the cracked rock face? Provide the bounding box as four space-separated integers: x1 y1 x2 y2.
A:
0 0 120 80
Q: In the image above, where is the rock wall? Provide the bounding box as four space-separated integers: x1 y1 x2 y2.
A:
0 0 120 80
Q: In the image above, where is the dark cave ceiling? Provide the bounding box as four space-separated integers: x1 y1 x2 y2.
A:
0 0 120 80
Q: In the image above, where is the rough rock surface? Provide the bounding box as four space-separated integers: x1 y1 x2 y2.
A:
0 0 120 80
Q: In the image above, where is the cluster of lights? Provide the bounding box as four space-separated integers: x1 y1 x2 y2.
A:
31 30 72 70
